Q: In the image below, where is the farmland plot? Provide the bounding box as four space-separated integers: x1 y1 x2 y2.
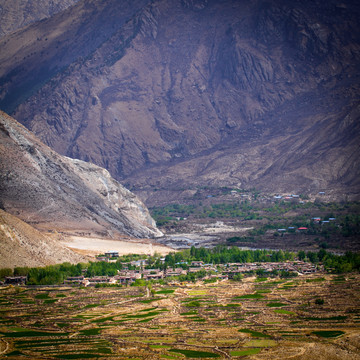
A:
0 274 359 359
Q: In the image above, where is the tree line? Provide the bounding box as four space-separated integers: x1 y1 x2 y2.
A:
1 246 359 285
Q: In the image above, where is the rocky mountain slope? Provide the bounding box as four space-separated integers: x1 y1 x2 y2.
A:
0 110 162 238
0 209 88 268
0 0 359 202
0 0 80 37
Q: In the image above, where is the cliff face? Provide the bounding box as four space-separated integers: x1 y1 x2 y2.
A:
1 0 359 200
0 111 162 238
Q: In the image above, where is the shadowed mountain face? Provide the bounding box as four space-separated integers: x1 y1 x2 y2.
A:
0 0 80 37
0 111 162 238
0 0 359 202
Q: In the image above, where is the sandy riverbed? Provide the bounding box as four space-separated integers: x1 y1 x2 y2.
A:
60 222 253 257
197 221 253 234
60 236 173 257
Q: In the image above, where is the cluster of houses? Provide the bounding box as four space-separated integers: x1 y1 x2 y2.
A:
273 194 301 201
1 252 322 287
62 259 321 286
273 192 326 201
1 276 27 286
275 216 337 234
311 217 336 224
222 261 320 279
64 268 180 286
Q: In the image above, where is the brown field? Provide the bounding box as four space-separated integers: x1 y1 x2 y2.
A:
0 274 359 359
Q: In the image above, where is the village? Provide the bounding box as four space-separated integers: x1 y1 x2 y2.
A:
2 256 321 287
58 252 321 287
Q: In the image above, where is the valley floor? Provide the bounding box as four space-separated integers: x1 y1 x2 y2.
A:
0 273 359 359
148 191 360 252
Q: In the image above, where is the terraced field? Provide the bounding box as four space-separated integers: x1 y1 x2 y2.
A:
0 274 359 359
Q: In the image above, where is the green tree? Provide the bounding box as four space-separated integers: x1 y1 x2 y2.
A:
14 267 30 276
0 268 12 279
298 250 306 261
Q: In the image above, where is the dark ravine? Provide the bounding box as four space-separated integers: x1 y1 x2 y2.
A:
0 110 162 238
0 0 359 203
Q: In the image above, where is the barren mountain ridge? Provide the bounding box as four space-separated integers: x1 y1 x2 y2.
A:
0 0 359 203
0 110 162 238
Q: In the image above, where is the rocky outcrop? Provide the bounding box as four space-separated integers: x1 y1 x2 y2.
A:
1 0 359 200
0 111 162 238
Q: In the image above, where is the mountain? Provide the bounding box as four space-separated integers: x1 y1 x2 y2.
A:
0 110 162 238
0 209 88 268
0 0 80 37
1 0 359 203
